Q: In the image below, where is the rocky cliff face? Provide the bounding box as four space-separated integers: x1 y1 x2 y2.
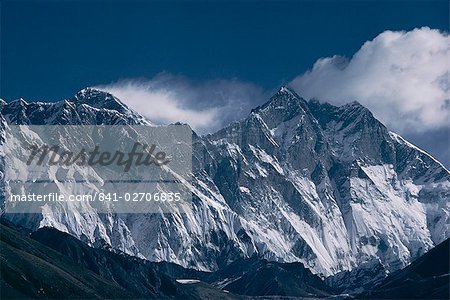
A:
1 87 448 278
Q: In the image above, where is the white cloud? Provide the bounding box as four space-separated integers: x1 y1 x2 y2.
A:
290 27 450 134
96 73 266 134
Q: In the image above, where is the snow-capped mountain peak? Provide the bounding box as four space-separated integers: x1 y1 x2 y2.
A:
74 87 130 113
1 87 448 279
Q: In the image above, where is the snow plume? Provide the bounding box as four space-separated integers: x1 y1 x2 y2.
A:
96 73 266 134
291 27 450 134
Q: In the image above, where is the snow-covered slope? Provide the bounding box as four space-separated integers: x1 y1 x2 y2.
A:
1 87 448 278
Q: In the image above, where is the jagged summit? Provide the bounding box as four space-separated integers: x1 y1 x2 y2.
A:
278 85 298 96
73 87 131 114
6 98 28 106
308 97 377 126
255 85 306 111
74 87 116 102
345 100 364 107
1 88 152 125
76 87 105 96
246 86 312 133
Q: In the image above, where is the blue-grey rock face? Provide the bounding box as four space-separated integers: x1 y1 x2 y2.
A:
1 86 448 278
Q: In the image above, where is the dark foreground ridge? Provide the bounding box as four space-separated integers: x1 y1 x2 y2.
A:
361 238 449 299
0 220 333 299
0 222 239 299
1 220 449 299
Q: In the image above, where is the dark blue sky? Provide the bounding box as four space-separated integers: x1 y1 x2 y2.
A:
1 0 448 101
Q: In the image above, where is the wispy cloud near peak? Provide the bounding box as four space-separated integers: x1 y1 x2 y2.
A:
96 73 266 134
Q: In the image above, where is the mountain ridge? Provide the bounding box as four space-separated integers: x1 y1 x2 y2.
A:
1 86 448 283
